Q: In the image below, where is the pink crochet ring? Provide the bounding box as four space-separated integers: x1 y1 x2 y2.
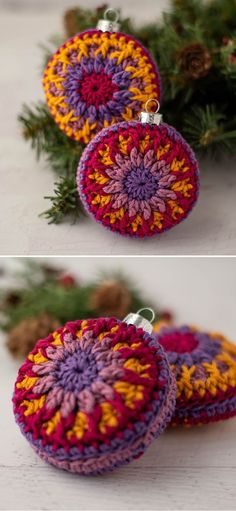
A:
77 119 199 237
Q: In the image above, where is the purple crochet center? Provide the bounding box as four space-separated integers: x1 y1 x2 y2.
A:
105 151 177 214
54 347 99 392
124 164 159 200
32 329 126 416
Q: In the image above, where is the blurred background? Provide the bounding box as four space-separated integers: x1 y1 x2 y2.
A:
0 0 169 23
0 257 235 360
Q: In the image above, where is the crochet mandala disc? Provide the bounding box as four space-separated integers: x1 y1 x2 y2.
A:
13 317 176 475
77 121 199 237
155 325 236 426
42 30 161 143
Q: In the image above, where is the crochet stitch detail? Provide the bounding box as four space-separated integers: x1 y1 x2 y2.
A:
43 30 161 143
156 325 236 426
77 121 199 237
13 317 176 475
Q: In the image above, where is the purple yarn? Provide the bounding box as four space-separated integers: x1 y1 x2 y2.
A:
124 165 158 200
54 348 99 393
16 370 176 475
62 55 133 123
13 318 177 475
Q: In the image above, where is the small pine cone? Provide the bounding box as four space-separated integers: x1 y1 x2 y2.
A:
6 314 60 358
89 280 132 319
64 8 80 38
179 43 212 80
0 291 22 311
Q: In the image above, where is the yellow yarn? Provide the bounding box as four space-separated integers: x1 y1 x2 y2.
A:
16 376 38 390
99 403 118 433
67 411 88 439
43 411 61 435
114 381 144 408
22 396 46 416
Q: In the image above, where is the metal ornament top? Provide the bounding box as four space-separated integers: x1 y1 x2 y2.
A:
123 307 155 335
140 99 163 126
97 8 121 33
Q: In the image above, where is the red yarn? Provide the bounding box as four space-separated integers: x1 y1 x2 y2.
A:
78 121 199 237
160 331 199 354
80 71 118 108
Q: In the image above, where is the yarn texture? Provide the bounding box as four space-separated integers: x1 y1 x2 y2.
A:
43 30 161 143
155 325 236 426
13 317 176 475
77 121 199 237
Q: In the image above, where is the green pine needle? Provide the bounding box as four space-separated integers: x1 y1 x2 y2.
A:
0 260 151 332
18 0 236 224
183 104 236 152
41 175 83 224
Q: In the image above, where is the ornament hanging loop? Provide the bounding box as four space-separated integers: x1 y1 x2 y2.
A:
123 307 155 335
137 307 155 324
145 98 160 114
140 98 162 126
97 8 121 33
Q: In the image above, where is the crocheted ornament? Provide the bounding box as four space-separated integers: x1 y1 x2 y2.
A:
42 9 161 143
13 311 176 475
77 100 199 237
155 325 236 426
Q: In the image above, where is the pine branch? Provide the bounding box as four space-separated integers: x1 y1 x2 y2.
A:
183 104 236 153
18 0 236 224
19 103 85 174
41 175 83 224
0 260 152 332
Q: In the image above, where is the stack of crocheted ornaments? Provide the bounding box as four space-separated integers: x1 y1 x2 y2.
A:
13 316 176 475
13 311 236 476
42 9 199 238
155 325 236 426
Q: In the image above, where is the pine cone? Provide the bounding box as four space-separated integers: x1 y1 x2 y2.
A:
6 314 60 358
0 291 22 311
64 8 80 38
179 43 212 80
89 280 132 319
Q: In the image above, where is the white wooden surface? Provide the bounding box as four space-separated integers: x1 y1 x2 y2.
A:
0 1 236 255
0 256 236 510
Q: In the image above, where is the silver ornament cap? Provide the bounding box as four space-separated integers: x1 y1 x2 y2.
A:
139 99 162 126
123 308 155 335
97 8 120 33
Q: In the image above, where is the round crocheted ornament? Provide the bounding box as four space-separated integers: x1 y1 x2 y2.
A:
13 313 176 475
77 102 199 237
155 325 236 426
42 10 161 144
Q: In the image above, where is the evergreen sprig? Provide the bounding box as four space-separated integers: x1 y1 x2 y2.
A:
19 103 85 173
41 175 83 224
19 0 236 224
0 260 150 331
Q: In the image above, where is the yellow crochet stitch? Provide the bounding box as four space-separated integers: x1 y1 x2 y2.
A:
43 31 160 143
